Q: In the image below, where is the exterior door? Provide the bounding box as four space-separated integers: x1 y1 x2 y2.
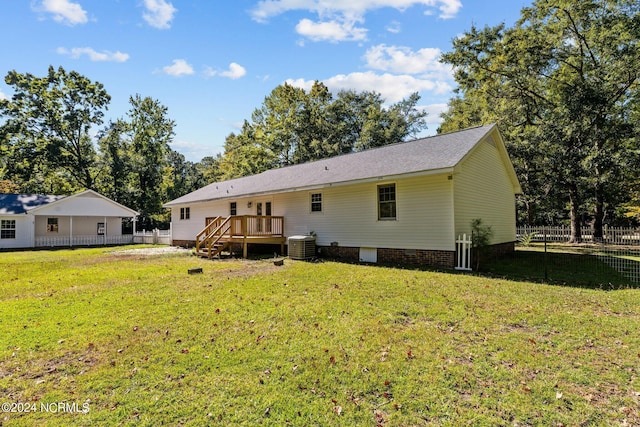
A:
255 201 272 232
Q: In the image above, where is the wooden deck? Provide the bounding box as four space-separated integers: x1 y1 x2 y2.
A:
194 215 285 258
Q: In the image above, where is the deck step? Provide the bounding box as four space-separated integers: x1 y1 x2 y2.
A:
195 239 230 259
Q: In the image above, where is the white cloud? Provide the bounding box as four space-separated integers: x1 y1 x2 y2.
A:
251 0 462 23
386 20 401 34
295 18 367 42
204 63 247 80
220 63 247 79
162 59 194 76
57 47 129 62
287 71 452 103
35 0 88 25
364 44 452 79
0 91 7 101
423 103 448 126
142 0 177 29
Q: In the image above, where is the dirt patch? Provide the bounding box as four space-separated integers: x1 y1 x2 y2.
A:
111 246 192 256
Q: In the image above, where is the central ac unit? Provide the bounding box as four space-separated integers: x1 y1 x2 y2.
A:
288 235 316 260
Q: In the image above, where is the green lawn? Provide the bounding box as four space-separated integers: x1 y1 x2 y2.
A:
483 244 640 289
1 246 639 426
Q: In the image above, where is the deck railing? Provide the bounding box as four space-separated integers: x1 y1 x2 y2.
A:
195 215 285 254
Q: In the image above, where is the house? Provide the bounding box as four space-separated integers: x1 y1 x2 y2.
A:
164 124 522 267
0 189 138 250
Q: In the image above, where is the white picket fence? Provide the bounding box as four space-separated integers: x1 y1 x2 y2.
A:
35 234 135 247
133 229 172 245
455 233 473 271
517 226 640 246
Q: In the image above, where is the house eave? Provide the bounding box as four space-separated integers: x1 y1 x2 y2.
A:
163 167 455 208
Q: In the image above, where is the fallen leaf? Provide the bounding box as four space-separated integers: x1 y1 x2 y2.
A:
374 408 388 423
333 405 343 416
556 392 563 399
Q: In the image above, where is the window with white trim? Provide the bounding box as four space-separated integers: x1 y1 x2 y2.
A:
310 193 322 212
180 207 190 220
377 184 396 220
1 220 16 239
230 202 237 216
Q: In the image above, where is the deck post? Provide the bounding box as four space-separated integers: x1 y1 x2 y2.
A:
243 239 248 258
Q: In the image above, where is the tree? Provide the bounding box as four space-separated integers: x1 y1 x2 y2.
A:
0 66 110 191
95 120 135 207
125 95 176 229
95 95 176 229
217 82 428 178
440 0 640 242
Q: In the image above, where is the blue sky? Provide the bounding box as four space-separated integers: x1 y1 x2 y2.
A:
0 0 527 162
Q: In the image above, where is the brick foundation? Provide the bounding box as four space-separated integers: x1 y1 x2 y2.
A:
377 248 455 268
171 240 196 248
317 245 455 268
317 241 515 269
318 245 360 260
488 241 515 257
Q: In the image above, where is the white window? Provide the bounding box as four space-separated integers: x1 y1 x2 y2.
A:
1 220 16 239
180 207 190 220
311 193 322 212
230 202 237 216
378 184 396 220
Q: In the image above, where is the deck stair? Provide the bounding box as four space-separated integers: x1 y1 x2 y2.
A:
193 215 286 259
194 216 232 258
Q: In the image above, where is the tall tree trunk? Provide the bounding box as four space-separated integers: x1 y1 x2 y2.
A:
593 185 604 241
568 182 582 243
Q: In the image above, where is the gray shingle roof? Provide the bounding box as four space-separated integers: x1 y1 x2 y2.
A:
165 124 497 207
0 194 66 214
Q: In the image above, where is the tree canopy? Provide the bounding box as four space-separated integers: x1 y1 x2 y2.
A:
0 67 204 228
0 66 109 192
440 0 640 240
0 68 428 228
216 81 428 179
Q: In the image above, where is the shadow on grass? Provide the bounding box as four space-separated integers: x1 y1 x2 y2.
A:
244 244 639 290
481 248 639 290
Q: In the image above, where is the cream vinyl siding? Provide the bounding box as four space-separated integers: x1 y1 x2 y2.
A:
34 216 123 237
171 174 455 251
279 175 454 250
170 199 261 241
453 138 517 244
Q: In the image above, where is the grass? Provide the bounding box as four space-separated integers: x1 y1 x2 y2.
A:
1 246 639 426
483 244 640 289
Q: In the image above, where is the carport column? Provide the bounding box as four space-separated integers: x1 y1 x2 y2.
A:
104 216 107 245
69 217 73 247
